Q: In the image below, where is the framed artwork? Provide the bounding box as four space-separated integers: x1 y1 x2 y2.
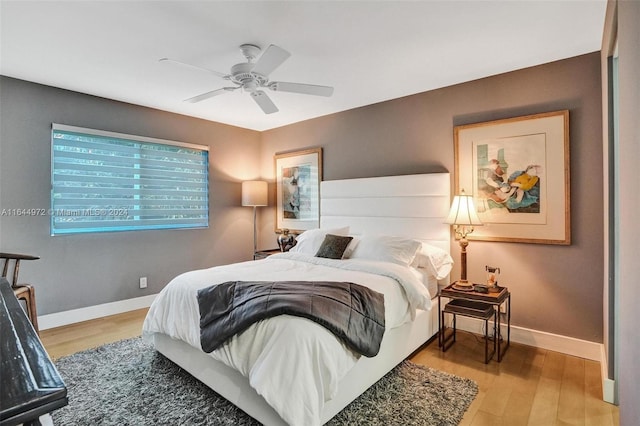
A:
274 147 322 233
454 110 570 244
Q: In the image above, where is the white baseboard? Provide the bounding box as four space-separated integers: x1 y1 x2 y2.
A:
42 296 603 362
602 378 616 404
451 317 614 404
38 294 157 330
600 344 617 404
450 315 603 361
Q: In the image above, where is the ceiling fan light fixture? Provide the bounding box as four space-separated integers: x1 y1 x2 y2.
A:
243 80 258 92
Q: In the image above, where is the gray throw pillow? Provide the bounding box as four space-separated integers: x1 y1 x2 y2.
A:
315 234 354 259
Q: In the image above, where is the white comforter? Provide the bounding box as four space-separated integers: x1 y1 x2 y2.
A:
142 253 431 426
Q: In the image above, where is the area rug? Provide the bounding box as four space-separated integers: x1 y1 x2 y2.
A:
52 337 478 425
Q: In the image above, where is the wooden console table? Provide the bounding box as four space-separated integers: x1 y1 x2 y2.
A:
0 277 67 425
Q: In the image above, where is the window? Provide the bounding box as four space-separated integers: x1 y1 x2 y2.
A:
51 124 208 235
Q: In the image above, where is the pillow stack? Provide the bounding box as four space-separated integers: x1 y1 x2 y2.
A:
289 228 453 279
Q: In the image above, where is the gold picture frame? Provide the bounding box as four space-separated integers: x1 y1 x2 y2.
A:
274 147 322 233
454 110 570 244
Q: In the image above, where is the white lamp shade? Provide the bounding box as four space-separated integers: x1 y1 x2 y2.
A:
242 181 268 206
446 191 482 226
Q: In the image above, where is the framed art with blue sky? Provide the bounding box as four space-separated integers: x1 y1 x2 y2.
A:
453 110 570 244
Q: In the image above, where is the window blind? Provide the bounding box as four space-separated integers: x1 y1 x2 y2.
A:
51 124 209 235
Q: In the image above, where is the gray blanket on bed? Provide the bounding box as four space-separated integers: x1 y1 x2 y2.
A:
197 280 386 357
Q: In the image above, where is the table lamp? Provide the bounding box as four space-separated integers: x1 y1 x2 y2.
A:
446 189 482 291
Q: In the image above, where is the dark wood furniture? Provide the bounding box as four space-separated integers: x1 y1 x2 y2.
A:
440 298 497 363
253 249 282 260
1 252 40 334
438 283 511 362
0 277 67 425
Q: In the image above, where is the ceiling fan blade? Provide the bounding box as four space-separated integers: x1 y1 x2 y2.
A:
159 58 228 79
269 81 334 97
184 87 236 103
251 45 291 76
250 90 278 114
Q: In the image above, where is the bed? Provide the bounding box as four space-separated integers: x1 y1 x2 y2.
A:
142 173 451 426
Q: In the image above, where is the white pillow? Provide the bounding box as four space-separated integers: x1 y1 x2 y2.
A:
349 234 421 266
342 236 360 258
410 242 454 280
289 227 350 255
410 267 439 298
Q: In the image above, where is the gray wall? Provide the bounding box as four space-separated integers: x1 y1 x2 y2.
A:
0 76 261 315
0 52 607 344
260 52 603 343
616 0 640 422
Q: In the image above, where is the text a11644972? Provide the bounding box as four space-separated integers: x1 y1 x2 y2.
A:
0 208 129 217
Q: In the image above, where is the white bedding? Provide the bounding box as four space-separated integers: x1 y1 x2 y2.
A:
142 252 431 426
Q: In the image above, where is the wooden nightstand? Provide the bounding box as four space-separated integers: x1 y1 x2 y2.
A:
438 283 511 362
253 249 282 260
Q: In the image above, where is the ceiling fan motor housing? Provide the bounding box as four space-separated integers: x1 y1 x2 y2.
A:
230 62 267 92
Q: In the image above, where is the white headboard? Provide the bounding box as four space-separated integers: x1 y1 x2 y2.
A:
320 173 451 252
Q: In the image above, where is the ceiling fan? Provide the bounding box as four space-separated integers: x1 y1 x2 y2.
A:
160 44 334 114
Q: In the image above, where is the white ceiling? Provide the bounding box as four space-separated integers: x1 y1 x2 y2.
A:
0 1 606 131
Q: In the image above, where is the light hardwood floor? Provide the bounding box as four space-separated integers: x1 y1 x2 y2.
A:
40 308 149 360
40 309 619 426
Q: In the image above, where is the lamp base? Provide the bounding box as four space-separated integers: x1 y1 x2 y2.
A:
452 280 475 291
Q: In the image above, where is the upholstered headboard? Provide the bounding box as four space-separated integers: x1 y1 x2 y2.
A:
319 173 451 252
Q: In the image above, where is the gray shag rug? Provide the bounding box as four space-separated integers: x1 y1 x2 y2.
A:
52 337 478 425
